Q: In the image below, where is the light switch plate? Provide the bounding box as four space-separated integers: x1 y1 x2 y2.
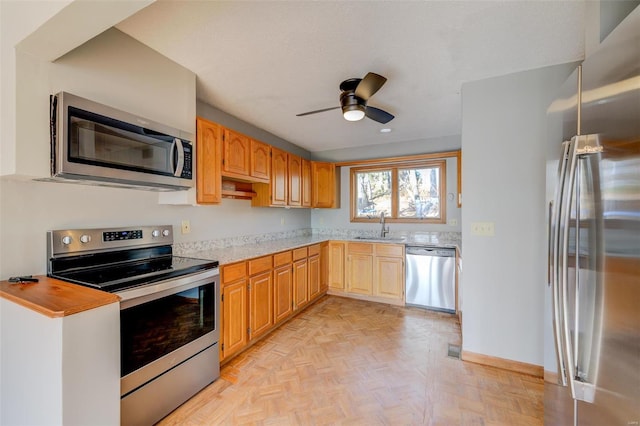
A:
471 222 495 236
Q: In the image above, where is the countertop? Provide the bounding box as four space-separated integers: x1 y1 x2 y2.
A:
184 234 461 266
0 275 120 318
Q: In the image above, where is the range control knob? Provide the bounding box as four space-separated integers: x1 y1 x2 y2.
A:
62 236 72 245
80 235 91 244
152 229 161 238
162 229 170 237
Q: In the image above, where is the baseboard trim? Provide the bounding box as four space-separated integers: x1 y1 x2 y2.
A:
461 350 543 378
544 370 559 384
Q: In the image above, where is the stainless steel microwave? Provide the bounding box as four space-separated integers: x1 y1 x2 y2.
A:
49 92 194 191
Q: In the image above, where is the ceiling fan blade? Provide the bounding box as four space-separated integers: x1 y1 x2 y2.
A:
365 106 394 124
296 106 340 117
355 72 387 100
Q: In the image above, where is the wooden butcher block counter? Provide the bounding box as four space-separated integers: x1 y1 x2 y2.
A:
0 275 119 318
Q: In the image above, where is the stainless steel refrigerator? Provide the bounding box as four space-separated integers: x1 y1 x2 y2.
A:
545 8 640 426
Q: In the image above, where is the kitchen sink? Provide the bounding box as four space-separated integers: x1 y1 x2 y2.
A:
354 236 406 243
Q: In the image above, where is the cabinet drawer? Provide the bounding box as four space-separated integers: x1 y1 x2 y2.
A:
292 247 307 261
248 255 272 276
307 244 321 256
347 242 373 254
273 251 292 267
375 243 404 258
222 261 247 284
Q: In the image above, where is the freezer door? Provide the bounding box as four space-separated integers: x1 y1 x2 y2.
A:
573 136 640 426
574 9 640 424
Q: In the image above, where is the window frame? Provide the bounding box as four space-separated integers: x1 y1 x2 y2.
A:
350 159 447 224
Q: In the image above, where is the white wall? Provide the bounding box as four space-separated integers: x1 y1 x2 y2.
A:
310 135 462 233
460 62 576 366
0 17 310 279
1 0 153 177
0 172 310 279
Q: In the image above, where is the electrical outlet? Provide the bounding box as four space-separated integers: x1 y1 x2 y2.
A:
448 218 457 226
471 222 495 236
181 220 191 234
280 216 285 225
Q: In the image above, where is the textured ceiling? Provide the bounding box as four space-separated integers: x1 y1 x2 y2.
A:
116 1 585 153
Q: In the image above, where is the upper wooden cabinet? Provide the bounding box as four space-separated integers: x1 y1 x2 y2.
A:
288 154 302 207
301 159 312 208
250 139 271 182
222 128 251 178
196 118 222 204
253 147 288 207
221 129 270 184
196 119 339 208
312 161 340 208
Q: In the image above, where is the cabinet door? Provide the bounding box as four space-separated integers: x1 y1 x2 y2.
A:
293 258 308 310
320 242 329 293
288 154 302 207
222 128 250 177
222 279 248 359
301 158 312 208
249 271 273 340
311 161 338 208
271 147 288 206
196 118 222 204
347 254 373 295
308 254 321 301
250 139 270 182
374 256 404 300
328 242 345 291
273 265 293 324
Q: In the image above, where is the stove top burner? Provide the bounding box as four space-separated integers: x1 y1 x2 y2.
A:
51 255 219 293
47 225 219 293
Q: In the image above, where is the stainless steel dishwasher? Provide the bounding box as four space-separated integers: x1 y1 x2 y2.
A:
405 246 456 313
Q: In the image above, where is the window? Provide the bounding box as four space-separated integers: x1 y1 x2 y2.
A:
351 160 446 223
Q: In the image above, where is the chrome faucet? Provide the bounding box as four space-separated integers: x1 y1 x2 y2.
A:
380 212 389 238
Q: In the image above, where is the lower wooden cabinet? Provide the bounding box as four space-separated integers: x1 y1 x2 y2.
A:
220 243 328 363
346 243 374 295
292 247 308 311
373 244 404 301
328 241 346 291
308 244 321 301
329 242 405 305
273 251 293 325
222 275 248 361
320 242 329 293
249 270 273 340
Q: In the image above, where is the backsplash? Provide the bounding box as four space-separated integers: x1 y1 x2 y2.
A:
173 228 313 255
174 228 461 256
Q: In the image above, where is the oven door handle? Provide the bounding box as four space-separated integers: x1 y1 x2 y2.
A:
118 268 219 309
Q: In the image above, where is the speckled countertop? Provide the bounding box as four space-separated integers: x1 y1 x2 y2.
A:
176 229 461 266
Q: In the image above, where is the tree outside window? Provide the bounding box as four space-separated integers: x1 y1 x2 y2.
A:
351 160 446 223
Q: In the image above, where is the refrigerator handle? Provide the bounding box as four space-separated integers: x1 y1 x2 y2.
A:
551 141 570 387
559 135 598 404
560 136 579 398
547 201 553 287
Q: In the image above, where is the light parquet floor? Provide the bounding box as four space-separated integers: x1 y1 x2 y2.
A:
158 296 543 425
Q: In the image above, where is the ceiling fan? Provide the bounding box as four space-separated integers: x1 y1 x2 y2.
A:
296 72 394 124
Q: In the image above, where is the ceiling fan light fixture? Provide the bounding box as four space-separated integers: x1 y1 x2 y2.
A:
342 104 365 121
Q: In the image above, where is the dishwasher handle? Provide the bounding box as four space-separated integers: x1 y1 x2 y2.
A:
406 246 455 257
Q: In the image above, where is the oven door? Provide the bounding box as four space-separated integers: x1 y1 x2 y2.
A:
118 268 219 397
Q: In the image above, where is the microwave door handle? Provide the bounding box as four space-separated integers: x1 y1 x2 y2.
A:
171 138 185 177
